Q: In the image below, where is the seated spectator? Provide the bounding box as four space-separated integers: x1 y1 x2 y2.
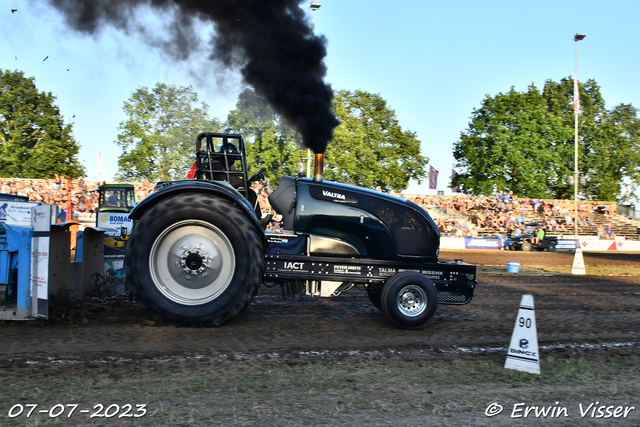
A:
585 214 594 225
514 225 523 237
454 222 465 237
556 220 567 232
577 216 586 227
533 199 541 212
597 225 606 239
605 225 616 239
564 214 574 226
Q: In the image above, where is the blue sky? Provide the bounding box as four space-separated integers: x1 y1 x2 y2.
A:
1 0 639 194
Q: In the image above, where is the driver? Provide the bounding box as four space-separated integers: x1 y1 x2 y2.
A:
533 227 545 245
107 192 120 207
201 143 245 187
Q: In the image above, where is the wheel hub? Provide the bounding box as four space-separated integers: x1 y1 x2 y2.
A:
181 250 207 275
402 293 416 306
397 285 428 317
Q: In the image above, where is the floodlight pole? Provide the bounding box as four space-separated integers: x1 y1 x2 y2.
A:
571 33 587 275
573 33 585 246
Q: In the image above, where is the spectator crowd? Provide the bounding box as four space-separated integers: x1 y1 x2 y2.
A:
0 177 627 238
0 176 156 221
398 191 622 239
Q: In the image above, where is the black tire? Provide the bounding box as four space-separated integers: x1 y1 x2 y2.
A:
380 271 438 329
521 241 532 252
366 284 382 310
547 241 557 252
125 192 264 326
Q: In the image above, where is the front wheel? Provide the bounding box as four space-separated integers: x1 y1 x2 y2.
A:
380 272 438 328
125 193 264 326
521 241 532 251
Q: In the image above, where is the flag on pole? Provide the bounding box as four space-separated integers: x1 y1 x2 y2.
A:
573 77 580 114
451 169 459 193
187 160 197 179
429 166 438 189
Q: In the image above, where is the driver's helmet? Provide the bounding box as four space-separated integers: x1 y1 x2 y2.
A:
218 142 241 166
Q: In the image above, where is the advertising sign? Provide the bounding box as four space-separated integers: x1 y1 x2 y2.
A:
97 213 133 236
464 238 502 250
31 205 53 319
0 201 38 226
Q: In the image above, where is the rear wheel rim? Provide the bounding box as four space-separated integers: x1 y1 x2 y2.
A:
149 220 235 305
396 285 428 317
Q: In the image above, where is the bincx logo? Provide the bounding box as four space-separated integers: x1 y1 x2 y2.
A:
322 190 345 200
510 348 537 357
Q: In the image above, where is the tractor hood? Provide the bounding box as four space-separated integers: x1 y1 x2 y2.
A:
293 178 440 261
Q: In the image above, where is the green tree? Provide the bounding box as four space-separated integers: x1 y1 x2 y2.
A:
226 88 303 184
453 78 640 201
227 88 428 192
0 69 85 178
542 78 640 201
115 83 220 181
327 90 427 192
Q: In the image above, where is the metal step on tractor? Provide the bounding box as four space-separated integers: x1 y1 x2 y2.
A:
125 132 477 328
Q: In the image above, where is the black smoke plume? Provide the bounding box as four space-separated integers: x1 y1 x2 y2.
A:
45 0 339 153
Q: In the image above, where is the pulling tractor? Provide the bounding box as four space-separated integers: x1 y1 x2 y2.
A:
125 133 477 328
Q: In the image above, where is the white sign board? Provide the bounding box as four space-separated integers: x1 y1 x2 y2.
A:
97 212 133 236
30 205 53 319
0 201 38 226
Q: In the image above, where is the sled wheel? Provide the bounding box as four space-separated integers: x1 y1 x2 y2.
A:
366 284 383 310
521 241 532 251
547 241 557 252
125 193 264 326
380 271 438 329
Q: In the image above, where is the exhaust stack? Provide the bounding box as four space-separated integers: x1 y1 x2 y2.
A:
313 153 324 182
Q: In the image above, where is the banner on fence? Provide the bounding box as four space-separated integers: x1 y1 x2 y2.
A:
464 238 502 250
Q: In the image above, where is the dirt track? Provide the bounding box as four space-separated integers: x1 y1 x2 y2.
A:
2 250 638 362
1 250 639 426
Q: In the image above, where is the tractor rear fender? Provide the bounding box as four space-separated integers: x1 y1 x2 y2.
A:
128 180 267 246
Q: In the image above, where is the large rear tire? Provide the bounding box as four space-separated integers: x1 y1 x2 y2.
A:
380 271 438 329
125 193 264 326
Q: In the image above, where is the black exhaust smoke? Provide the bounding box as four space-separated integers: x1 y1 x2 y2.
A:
45 0 339 154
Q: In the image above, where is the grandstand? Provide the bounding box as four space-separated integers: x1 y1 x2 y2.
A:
1 177 639 240
400 194 640 241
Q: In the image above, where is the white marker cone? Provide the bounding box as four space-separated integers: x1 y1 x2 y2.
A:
505 294 540 375
572 247 586 275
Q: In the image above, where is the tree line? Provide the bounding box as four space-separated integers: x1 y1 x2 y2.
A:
115 85 427 193
2 68 638 201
